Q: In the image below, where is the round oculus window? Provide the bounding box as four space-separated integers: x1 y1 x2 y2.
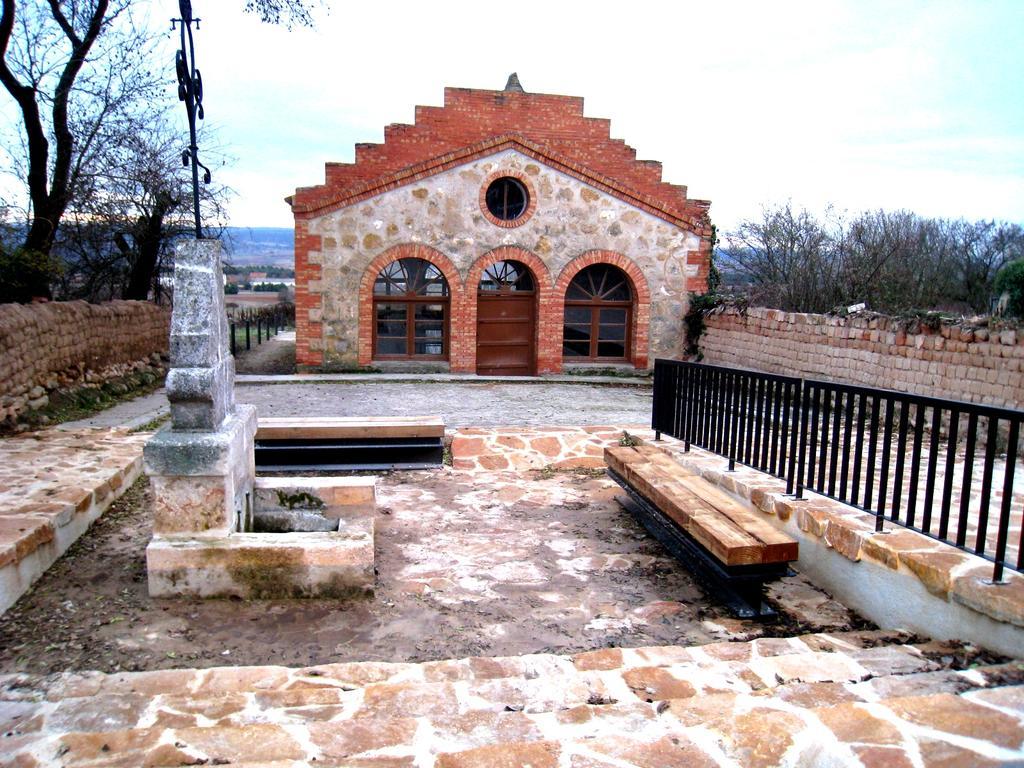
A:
484 176 529 221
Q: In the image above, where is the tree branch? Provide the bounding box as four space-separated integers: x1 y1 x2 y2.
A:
49 0 109 217
1 0 53 239
47 0 81 47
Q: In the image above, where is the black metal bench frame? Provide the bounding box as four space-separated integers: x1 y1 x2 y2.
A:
255 436 444 472
608 468 792 619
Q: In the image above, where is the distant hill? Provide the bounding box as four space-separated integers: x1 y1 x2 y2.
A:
221 227 293 268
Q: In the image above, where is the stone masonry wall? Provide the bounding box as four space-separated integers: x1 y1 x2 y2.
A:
291 84 714 370
302 149 704 372
700 306 1024 409
0 300 170 422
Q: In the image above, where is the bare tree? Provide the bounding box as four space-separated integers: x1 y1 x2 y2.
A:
0 0 318 303
0 0 160 299
721 203 1024 315
245 0 319 27
55 115 231 302
720 201 839 312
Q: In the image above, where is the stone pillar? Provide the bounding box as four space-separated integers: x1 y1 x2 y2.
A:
144 239 257 540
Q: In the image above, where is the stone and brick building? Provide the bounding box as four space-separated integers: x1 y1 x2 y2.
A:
288 76 713 374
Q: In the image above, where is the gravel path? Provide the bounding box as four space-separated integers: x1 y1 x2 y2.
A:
236 380 653 427
233 330 296 375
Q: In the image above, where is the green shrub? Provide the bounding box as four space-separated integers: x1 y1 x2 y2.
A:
995 259 1024 318
0 247 62 303
683 293 722 357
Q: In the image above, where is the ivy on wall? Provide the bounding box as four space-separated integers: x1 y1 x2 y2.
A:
683 293 723 359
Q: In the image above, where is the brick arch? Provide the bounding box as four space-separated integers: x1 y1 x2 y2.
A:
357 244 468 370
466 247 558 374
555 250 652 369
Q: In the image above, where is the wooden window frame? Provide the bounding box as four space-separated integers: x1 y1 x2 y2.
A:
562 299 632 362
372 258 450 361
372 297 449 361
562 264 634 362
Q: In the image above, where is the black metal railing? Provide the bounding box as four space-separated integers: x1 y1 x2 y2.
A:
227 303 294 356
652 359 1024 581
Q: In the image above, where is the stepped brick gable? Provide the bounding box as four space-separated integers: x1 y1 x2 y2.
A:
289 79 713 372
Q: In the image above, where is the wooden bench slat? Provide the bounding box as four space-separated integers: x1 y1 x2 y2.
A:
257 416 445 440
625 447 797 563
609 447 766 566
605 444 798 567
639 473 765 567
671 474 799 563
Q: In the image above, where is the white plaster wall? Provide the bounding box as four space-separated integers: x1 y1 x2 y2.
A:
307 149 703 367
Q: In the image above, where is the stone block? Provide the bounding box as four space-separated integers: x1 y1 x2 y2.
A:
253 476 376 517
145 405 256 538
0 516 55 569
750 651 869 686
950 566 1024 628
150 475 232 536
166 357 235 431
168 332 215 369
146 527 374 599
144 406 256 478
253 507 340 533
165 239 235 432
898 549 973 598
885 692 1024 750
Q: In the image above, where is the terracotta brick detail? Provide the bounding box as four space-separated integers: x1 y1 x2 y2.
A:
291 86 710 227
290 83 714 372
294 220 324 367
477 169 538 229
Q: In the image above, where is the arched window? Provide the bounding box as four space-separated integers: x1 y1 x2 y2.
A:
478 260 535 292
373 258 449 359
562 264 632 361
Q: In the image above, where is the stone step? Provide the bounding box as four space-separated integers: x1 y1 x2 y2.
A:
2 633 1019 766
0 628 916 707
1 631 943 729
8 677 1024 767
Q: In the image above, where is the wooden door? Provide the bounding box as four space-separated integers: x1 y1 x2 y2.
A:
476 293 536 376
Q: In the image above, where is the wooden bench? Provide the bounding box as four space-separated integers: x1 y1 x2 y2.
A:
605 441 798 618
255 416 445 471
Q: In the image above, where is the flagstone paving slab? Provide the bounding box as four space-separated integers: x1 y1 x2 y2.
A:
0 428 147 615
1 632 1021 767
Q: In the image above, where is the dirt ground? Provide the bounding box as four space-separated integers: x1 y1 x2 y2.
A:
233 332 295 375
0 466 865 676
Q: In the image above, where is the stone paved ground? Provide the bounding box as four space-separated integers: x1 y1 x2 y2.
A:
2 629 1022 767
3 380 1024 765
236 380 653 428
55 392 167 432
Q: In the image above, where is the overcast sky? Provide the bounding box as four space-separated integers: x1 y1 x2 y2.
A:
56 1 1024 231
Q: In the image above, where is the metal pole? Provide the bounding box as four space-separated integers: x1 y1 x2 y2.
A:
172 1 210 239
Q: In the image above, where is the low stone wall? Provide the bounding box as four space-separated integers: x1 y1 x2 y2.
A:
0 300 170 424
450 426 654 472
653 438 1024 658
700 306 1024 409
0 428 148 615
